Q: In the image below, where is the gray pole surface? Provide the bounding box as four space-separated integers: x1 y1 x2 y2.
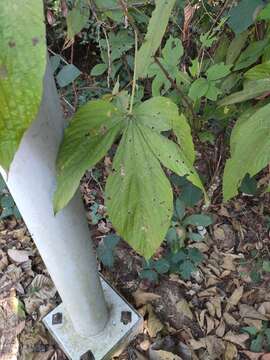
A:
0 64 109 337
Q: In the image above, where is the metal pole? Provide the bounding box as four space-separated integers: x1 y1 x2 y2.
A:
0 63 109 337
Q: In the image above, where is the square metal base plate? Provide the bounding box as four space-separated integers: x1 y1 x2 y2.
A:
43 276 143 359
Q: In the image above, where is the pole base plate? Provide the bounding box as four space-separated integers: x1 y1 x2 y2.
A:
43 276 143 360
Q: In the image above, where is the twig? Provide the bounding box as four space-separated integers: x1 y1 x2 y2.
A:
154 57 196 122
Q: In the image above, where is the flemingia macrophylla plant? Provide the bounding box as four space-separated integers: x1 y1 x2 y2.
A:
54 91 206 259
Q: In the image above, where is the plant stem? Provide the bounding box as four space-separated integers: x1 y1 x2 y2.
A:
154 57 196 124
129 29 138 114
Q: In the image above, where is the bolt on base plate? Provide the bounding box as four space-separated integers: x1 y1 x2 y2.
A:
43 276 143 360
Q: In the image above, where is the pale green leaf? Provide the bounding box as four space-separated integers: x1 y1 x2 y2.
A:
105 122 173 258
140 124 205 195
223 103 270 200
134 96 177 132
67 0 89 40
234 39 268 71
226 31 249 65
172 114 195 164
0 0 46 170
136 0 176 78
206 63 231 81
205 83 222 101
91 63 107 76
188 78 209 101
218 79 270 106
244 61 270 80
54 100 124 212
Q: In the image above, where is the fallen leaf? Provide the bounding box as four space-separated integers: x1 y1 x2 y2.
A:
216 319 226 337
239 304 268 321
224 342 237 360
205 335 225 358
8 249 29 264
223 331 249 348
226 286 244 311
147 304 164 338
149 348 182 360
206 315 215 334
241 350 264 360
133 289 161 307
140 339 151 351
176 299 193 320
223 312 239 326
189 338 206 350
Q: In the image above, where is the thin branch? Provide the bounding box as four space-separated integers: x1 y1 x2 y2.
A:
154 57 196 122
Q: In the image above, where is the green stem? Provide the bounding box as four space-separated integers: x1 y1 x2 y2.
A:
129 29 138 114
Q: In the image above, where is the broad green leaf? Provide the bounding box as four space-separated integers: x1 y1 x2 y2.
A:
234 39 268 71
223 103 270 200
183 214 213 227
206 63 231 81
154 259 170 274
227 0 263 34
105 122 173 258
140 124 205 195
56 64 81 87
188 78 209 101
136 0 176 78
244 61 270 80
205 83 222 101
226 31 249 65
172 114 195 164
0 0 46 170
178 182 203 207
262 260 270 272
54 100 124 212
175 198 185 220
240 174 257 195
66 0 89 40
179 260 196 279
250 334 264 353
134 96 177 132
218 79 270 106
257 3 270 20
91 63 107 76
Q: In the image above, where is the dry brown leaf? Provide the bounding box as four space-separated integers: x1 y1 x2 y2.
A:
0 249 8 271
226 286 243 311
133 289 161 307
205 335 225 358
222 256 236 271
244 318 262 330
216 319 226 338
240 351 264 360
198 287 217 298
224 342 237 360
149 348 182 360
206 301 216 317
189 338 206 350
211 297 222 319
258 302 270 317
239 304 268 321
198 309 206 329
206 315 215 334
139 339 151 351
223 312 239 326
147 304 164 338
223 331 249 349
176 299 193 320
7 249 29 264
262 354 270 360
